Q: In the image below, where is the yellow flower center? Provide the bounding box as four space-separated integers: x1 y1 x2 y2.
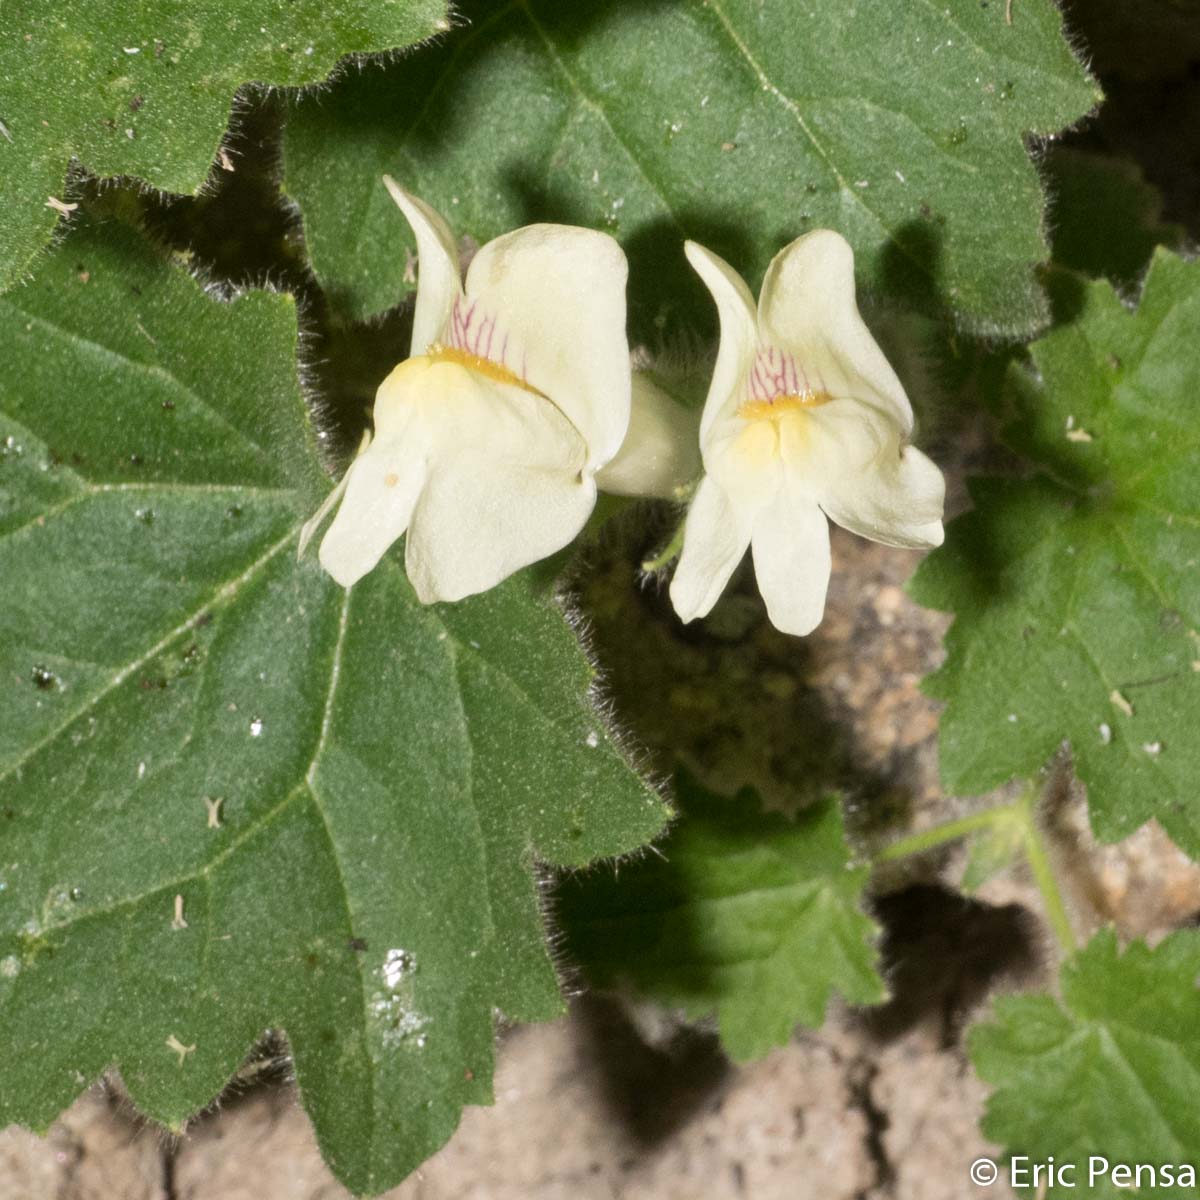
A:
426 342 547 396
737 391 833 420
425 340 557 407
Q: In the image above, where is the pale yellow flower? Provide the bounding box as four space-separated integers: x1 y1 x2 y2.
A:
670 232 945 636
304 178 632 602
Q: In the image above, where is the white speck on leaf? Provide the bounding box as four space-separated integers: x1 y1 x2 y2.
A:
172 894 188 930
382 948 415 989
370 949 429 1050
1142 741 1163 756
1110 690 1134 717
166 1034 196 1066
204 796 223 829
585 731 600 748
1098 722 1112 745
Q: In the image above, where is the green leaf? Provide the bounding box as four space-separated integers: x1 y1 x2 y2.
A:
0 0 448 293
1045 147 1184 290
0 216 668 1195
281 0 1098 339
971 928 1200 1198
910 250 1200 857
558 770 884 1061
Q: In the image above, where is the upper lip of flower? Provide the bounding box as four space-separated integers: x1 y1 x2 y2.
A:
685 231 916 452
382 175 631 473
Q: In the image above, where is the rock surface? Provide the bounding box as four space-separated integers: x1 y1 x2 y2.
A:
0 1011 1016 1200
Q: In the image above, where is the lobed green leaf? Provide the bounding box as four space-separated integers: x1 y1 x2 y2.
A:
911 250 1200 857
558 770 884 1061
0 0 448 292
281 0 1098 340
0 216 667 1195
971 928 1200 1198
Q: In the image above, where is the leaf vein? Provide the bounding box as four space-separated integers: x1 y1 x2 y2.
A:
0 529 297 785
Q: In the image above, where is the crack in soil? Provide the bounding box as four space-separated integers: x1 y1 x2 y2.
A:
160 1135 179 1200
848 1059 895 1200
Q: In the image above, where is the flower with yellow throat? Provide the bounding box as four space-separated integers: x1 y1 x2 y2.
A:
670 232 945 636
304 177 632 602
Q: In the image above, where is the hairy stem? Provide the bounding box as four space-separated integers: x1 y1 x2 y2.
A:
873 806 1014 863
641 520 686 572
1017 788 1076 953
874 781 1076 953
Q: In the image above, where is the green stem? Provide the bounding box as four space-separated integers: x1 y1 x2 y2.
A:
873 782 1077 954
873 806 1014 864
642 520 686 572
1018 791 1077 953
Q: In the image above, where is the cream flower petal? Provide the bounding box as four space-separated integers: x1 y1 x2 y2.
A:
383 175 463 356
757 230 912 434
399 364 592 603
595 373 701 499
750 494 831 637
669 475 753 623
418 361 588 465
799 402 945 548
463 224 630 469
405 463 594 604
705 417 788 514
318 435 428 588
683 241 758 443
820 447 945 549
298 429 372 561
